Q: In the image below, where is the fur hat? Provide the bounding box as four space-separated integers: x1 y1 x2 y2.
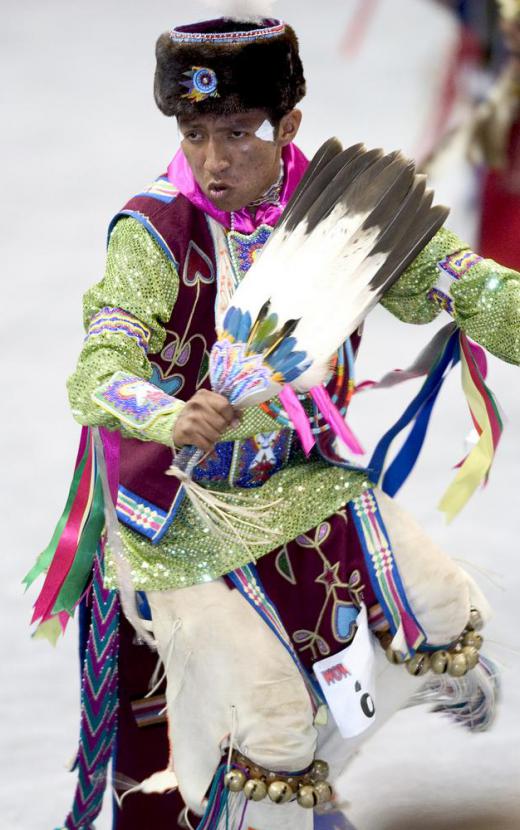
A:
154 18 306 123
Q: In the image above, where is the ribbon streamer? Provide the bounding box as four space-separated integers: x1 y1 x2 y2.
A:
368 328 461 496
438 333 503 521
279 386 315 455
25 427 107 635
367 326 502 521
309 385 364 455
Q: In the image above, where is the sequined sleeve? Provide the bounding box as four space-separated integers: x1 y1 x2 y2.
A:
67 217 183 443
67 217 280 443
381 227 520 365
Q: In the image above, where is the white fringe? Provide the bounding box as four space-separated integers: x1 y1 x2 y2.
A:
116 769 178 807
166 462 282 553
146 618 182 698
407 655 500 732
178 807 197 830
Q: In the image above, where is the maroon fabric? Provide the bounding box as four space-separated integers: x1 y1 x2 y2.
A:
116 192 218 513
254 503 378 672
114 615 185 830
479 119 520 271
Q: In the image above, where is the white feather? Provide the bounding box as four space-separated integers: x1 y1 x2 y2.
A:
200 0 278 22
214 142 446 417
227 192 393 390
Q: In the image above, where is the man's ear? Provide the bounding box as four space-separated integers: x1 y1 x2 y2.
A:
277 109 303 146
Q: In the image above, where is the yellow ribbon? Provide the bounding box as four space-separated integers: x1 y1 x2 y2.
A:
438 351 494 522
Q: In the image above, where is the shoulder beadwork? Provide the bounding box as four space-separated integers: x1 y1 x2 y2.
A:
135 175 180 205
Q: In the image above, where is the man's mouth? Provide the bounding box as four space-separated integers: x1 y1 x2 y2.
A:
207 182 232 201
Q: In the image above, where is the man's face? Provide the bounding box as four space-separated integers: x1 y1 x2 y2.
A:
178 109 296 212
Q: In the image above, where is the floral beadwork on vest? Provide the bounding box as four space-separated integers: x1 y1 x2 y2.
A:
226 224 273 282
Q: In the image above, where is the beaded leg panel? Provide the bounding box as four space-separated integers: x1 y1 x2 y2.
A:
63 550 120 830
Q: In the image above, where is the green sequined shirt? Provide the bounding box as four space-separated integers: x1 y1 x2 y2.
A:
67 217 520 590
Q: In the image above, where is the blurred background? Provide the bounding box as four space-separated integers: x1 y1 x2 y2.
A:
2 1 519 828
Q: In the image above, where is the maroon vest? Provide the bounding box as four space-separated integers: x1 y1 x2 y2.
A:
109 180 220 540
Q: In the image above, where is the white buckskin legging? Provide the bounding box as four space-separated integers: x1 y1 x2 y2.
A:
145 490 490 827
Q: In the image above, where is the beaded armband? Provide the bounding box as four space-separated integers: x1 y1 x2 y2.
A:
92 371 183 430
428 249 483 315
85 307 151 355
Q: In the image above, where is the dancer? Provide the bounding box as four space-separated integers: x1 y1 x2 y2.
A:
27 9 519 830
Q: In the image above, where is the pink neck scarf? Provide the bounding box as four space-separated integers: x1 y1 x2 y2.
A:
167 142 308 234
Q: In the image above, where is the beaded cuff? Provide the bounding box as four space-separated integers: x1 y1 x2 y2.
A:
86 307 152 355
116 485 172 541
92 371 183 430
428 249 483 315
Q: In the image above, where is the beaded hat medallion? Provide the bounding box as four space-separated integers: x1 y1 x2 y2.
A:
181 66 219 102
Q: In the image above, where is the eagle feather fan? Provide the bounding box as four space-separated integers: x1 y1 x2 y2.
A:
168 139 449 548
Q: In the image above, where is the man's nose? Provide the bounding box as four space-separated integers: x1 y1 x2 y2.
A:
204 140 230 176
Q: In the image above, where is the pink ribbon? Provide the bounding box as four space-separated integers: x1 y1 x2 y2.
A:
310 385 364 455
279 386 316 455
99 426 121 505
32 433 95 624
468 339 487 380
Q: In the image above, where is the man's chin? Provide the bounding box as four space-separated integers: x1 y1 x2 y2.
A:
204 189 247 213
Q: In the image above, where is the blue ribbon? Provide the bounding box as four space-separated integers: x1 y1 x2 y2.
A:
368 330 460 495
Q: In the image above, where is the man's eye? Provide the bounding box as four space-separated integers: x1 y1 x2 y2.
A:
230 130 247 139
184 132 202 142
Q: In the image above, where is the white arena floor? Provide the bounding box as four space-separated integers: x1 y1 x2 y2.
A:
2 1 519 828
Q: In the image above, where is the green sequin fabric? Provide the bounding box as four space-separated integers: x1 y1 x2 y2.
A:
451 259 520 364
381 227 465 324
104 461 370 591
67 218 180 443
67 216 520 590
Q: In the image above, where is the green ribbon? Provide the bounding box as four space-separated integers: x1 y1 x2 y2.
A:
23 444 90 591
51 474 106 615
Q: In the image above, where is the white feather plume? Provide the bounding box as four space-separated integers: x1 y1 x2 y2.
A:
200 0 278 22
220 142 448 397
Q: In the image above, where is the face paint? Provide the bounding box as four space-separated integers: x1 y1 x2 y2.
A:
179 110 282 211
254 119 275 142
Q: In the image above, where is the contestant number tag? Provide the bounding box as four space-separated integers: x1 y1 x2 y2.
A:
313 603 376 738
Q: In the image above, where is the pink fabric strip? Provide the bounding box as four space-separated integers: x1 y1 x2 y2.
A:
167 142 308 233
58 610 70 632
467 339 487 380
279 386 315 455
76 425 88 466
309 385 364 455
99 426 121 505
461 335 501 448
32 434 95 623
